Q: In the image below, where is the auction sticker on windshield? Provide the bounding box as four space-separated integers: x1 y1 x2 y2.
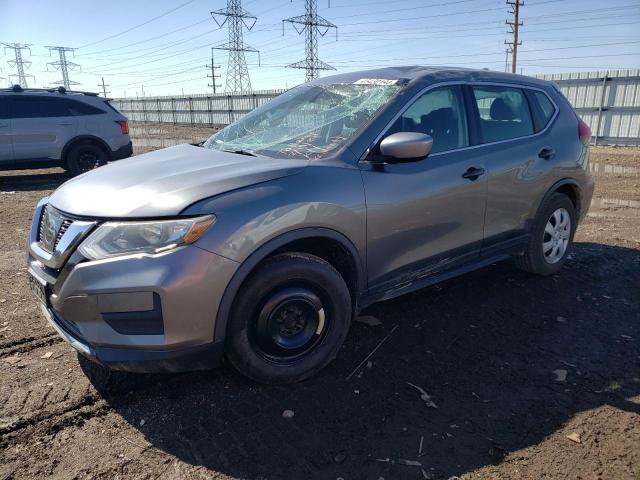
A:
353 78 400 86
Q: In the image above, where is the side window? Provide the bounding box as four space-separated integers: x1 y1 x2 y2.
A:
11 96 71 118
63 99 105 116
0 97 8 119
530 90 556 132
389 86 468 154
473 86 534 143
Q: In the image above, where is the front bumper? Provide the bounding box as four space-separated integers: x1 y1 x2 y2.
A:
27 200 239 373
41 304 224 372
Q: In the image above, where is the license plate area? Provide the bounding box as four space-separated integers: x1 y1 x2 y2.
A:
28 271 50 307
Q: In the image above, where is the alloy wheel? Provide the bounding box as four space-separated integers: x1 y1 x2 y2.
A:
542 207 571 264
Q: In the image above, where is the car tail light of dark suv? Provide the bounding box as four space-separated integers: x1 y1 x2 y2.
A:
116 120 129 135
578 119 591 144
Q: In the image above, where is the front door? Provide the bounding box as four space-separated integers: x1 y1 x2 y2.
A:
360 85 487 291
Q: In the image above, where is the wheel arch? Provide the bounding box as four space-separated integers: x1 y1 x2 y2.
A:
213 227 365 344
61 135 113 167
536 178 582 220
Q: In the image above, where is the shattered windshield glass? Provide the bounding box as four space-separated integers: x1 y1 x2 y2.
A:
203 82 401 159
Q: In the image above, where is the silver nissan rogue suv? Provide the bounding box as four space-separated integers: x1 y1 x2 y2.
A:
27 67 594 384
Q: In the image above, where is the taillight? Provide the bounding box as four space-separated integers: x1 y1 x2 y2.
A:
116 120 129 135
578 119 591 144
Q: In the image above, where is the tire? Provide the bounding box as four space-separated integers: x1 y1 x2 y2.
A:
226 252 352 384
65 143 108 176
515 192 576 276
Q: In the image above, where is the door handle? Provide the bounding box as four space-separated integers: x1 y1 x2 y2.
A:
462 166 486 181
58 122 73 126
538 147 555 160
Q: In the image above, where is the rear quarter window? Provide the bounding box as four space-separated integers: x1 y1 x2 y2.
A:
528 90 556 132
63 99 106 116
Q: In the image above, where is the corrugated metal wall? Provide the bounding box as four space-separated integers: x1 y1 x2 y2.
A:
111 89 286 127
535 69 640 146
113 71 640 146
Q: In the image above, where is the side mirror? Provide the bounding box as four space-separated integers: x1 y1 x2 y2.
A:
379 132 433 162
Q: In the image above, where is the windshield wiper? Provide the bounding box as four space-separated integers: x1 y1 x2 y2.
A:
223 149 258 157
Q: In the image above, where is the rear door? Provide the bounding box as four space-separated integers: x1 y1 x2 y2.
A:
10 95 78 162
0 96 13 165
466 84 553 255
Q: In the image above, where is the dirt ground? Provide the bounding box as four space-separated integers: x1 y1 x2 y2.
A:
0 132 639 480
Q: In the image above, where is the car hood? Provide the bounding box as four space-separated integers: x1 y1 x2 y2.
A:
49 144 308 217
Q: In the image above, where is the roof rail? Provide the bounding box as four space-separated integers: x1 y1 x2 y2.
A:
0 85 99 96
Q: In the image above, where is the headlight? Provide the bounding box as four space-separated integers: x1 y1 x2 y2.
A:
78 215 215 260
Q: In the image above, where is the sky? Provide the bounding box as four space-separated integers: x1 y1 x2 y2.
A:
1 0 639 98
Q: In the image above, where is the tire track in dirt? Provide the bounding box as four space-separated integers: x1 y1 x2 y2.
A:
0 333 62 357
0 392 109 439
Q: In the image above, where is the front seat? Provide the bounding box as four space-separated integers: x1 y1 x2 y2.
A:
420 107 458 152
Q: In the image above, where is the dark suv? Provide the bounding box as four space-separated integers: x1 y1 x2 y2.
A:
27 67 594 383
0 85 132 175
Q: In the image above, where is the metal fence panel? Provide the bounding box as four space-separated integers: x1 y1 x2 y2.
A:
112 89 286 128
535 69 640 146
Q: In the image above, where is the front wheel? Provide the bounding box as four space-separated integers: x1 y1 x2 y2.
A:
515 192 576 276
226 252 352 384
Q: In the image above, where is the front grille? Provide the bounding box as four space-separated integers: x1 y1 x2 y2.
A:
55 220 72 248
38 206 73 253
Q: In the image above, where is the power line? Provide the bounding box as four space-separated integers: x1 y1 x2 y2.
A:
46 46 81 89
212 0 259 93
83 18 212 56
206 48 222 93
505 0 524 74
78 0 198 49
2 42 34 87
283 0 338 82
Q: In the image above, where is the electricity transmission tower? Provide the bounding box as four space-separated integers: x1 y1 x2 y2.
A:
98 77 110 97
46 46 80 89
206 48 222 94
283 0 337 82
211 0 259 93
505 0 523 74
2 42 34 87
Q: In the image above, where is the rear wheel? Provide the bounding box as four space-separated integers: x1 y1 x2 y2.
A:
226 252 351 384
65 143 108 176
515 192 576 276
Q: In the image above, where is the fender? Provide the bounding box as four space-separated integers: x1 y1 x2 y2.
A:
61 135 113 163
533 177 582 221
213 227 365 343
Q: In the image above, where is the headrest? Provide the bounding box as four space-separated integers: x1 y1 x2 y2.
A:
422 107 455 124
490 98 516 121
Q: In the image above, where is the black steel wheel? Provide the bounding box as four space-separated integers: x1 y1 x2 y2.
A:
226 252 352 384
252 287 329 363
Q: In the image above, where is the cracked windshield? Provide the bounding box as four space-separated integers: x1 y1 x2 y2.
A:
204 82 400 159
